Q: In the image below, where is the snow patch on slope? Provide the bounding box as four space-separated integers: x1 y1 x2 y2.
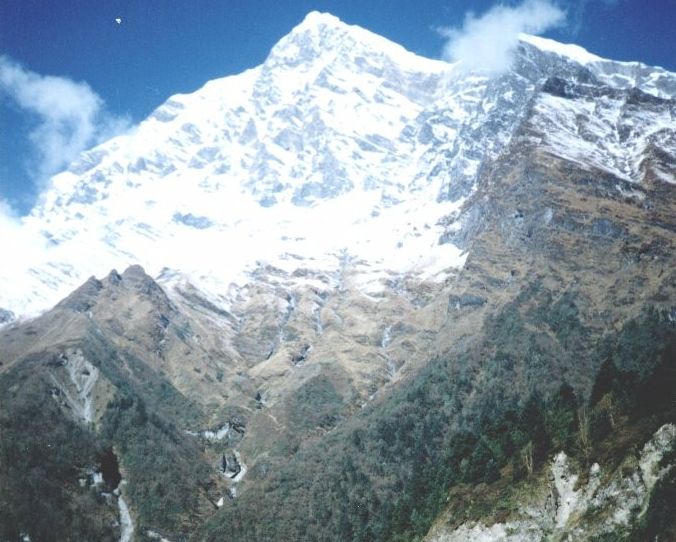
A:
531 88 674 185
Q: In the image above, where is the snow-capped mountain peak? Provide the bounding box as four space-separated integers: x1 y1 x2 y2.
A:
518 33 604 65
518 32 676 99
1 12 674 319
267 11 449 74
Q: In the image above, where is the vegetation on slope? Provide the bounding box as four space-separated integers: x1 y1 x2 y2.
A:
0 279 673 541
0 362 117 542
198 290 675 542
0 329 217 542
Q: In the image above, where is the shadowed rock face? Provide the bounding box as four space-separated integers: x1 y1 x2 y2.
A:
100 448 122 491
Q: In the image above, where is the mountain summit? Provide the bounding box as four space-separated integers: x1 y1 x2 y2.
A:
267 11 446 72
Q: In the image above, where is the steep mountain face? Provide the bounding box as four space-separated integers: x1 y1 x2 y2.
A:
3 13 673 320
1 11 675 542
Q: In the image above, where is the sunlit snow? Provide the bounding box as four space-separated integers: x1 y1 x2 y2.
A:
1 13 674 318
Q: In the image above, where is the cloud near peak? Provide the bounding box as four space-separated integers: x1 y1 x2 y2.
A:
0 55 129 202
440 0 566 74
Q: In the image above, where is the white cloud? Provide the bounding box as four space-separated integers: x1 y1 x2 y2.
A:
0 198 18 228
0 55 130 199
0 198 44 271
441 0 566 74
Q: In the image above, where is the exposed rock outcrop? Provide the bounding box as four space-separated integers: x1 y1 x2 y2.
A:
425 424 676 541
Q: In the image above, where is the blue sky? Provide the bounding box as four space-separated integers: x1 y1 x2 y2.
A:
1 0 674 216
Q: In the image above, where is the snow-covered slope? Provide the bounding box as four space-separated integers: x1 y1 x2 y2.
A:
2 12 675 317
